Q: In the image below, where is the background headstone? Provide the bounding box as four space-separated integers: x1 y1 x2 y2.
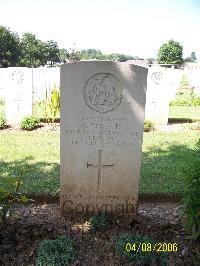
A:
145 66 171 125
0 68 7 100
5 67 33 124
32 67 60 103
60 61 148 216
184 69 200 95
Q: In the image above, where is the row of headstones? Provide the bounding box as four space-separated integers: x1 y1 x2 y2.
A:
0 67 60 124
0 65 182 124
0 62 186 216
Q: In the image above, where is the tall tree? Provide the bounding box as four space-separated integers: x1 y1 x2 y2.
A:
0 25 21 67
46 40 60 66
59 48 69 63
36 40 48 66
21 32 41 67
157 39 183 65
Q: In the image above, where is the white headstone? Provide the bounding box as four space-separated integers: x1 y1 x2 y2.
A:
32 67 60 103
5 67 33 124
145 66 171 125
0 68 7 99
60 61 148 216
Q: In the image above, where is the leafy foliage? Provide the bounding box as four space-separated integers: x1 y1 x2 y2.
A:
37 86 60 122
49 87 60 122
170 75 200 106
0 175 29 224
46 40 60 66
36 235 76 266
59 48 69 63
115 234 168 265
0 116 6 129
77 48 136 62
20 116 40 130
20 34 60 67
0 25 139 67
108 53 135 62
89 214 110 230
0 25 21 67
144 120 155 132
157 39 183 65
20 32 48 67
170 96 200 107
182 140 200 240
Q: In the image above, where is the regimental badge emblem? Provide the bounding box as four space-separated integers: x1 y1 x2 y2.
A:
11 71 24 84
83 73 123 113
151 71 162 84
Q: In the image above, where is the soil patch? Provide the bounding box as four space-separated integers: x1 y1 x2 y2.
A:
0 202 199 265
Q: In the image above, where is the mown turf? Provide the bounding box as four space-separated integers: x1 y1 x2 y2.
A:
140 131 199 194
169 106 200 120
0 131 60 196
0 130 199 196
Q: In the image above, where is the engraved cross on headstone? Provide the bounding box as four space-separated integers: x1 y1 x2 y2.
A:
152 100 157 112
14 94 23 111
87 150 114 192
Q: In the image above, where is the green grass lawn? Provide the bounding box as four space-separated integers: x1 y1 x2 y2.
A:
169 106 200 120
3 101 200 121
0 131 60 196
0 130 199 196
140 131 199 194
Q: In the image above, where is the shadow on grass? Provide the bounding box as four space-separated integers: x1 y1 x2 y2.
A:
0 143 198 199
140 143 197 196
0 156 60 197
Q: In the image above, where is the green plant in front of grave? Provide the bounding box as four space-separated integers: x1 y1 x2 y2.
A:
0 175 29 224
89 214 110 230
115 234 168 265
49 86 60 122
36 235 76 266
37 86 60 123
144 120 155 132
20 116 40 130
182 139 200 241
0 115 6 129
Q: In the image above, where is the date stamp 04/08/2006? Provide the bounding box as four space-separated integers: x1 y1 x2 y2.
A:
125 242 178 253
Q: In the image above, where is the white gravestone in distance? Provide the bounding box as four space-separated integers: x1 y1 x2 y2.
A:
0 68 8 99
5 68 33 124
60 61 148 216
145 66 171 125
32 67 60 103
